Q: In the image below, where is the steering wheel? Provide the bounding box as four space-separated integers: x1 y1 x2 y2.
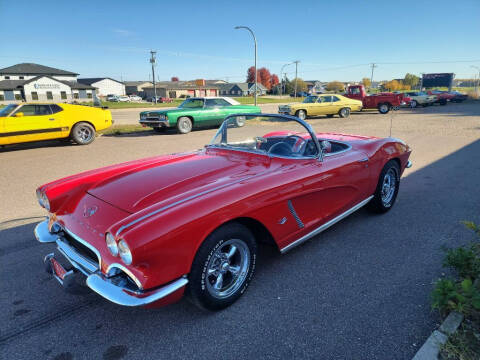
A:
268 141 292 156
285 135 307 155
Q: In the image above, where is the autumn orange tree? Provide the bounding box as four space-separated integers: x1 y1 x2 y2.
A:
246 66 279 91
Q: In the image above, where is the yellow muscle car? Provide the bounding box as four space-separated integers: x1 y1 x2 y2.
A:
278 94 362 120
0 103 112 146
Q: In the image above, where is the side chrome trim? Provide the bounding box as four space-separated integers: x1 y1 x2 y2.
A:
280 195 374 253
106 263 143 290
287 200 304 229
61 226 102 268
116 174 258 236
86 274 188 307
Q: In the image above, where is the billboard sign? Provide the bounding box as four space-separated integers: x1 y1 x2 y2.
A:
422 73 454 88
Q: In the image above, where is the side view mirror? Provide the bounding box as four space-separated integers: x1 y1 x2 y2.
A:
14 112 24 117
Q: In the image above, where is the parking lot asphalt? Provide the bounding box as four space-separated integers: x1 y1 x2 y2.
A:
1 102 479 359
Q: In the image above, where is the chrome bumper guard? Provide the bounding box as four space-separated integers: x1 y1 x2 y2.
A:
34 220 188 306
406 160 412 168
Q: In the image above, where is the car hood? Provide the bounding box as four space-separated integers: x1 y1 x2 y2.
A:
87 150 269 213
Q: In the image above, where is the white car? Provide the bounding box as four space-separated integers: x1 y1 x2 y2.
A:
129 95 142 102
106 95 118 102
117 95 131 102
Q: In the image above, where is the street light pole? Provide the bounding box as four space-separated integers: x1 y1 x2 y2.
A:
293 60 299 98
235 26 257 106
150 50 157 104
280 62 293 97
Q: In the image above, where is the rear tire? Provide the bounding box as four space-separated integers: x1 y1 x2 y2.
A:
187 222 257 311
295 110 307 120
439 99 447 105
338 107 351 118
378 103 390 114
176 117 193 134
71 122 95 145
368 160 400 213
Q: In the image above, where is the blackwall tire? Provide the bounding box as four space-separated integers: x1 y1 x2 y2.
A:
410 100 418 108
177 117 193 134
368 160 401 214
187 222 257 311
71 122 95 145
378 103 390 114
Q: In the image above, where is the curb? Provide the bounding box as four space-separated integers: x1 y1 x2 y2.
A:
412 311 464 360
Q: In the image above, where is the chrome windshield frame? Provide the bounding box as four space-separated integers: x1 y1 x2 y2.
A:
209 113 323 161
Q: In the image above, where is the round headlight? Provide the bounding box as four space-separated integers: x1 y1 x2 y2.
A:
118 239 132 265
105 232 118 256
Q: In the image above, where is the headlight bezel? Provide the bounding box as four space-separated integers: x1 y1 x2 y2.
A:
118 239 132 265
36 189 50 211
105 232 119 256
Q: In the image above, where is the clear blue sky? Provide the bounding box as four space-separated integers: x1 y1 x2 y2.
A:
1 0 479 82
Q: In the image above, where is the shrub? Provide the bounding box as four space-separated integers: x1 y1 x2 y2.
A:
444 246 480 279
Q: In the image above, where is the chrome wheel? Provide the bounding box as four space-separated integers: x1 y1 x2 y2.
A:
76 126 93 142
410 100 417 108
296 110 306 120
381 168 397 206
205 239 250 299
177 117 193 134
379 104 389 113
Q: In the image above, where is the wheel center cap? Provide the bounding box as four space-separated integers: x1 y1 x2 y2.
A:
221 262 229 272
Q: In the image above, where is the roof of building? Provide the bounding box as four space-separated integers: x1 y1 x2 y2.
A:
144 81 221 90
0 76 96 90
78 77 124 85
124 81 152 86
0 63 78 76
220 82 267 91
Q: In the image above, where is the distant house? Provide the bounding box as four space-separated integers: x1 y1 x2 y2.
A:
78 77 125 96
219 82 267 96
142 81 220 99
124 81 152 97
305 80 323 93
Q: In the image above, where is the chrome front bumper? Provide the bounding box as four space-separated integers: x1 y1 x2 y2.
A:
35 220 188 306
139 117 170 127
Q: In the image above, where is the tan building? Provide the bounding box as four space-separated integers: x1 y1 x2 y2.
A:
143 81 220 99
124 81 153 97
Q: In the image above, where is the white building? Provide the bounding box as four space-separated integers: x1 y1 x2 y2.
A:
78 78 125 96
0 63 95 102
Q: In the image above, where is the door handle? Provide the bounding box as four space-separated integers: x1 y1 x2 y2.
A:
49 118 55 121
358 157 369 163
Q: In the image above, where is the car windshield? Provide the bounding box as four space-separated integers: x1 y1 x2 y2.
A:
179 98 204 108
303 96 318 103
209 114 319 158
0 104 18 117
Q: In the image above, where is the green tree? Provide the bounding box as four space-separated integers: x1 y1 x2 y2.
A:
404 73 420 87
326 81 345 93
362 78 371 88
285 78 307 94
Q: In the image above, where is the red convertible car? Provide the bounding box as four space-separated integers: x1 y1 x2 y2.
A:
35 114 412 310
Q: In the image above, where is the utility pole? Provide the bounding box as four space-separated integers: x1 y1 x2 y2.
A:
150 50 157 104
370 63 377 89
471 66 480 94
293 60 300 98
280 62 293 97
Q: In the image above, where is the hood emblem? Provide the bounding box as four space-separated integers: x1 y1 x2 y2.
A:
83 205 98 218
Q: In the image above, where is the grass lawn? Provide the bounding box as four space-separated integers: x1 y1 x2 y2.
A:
99 124 152 136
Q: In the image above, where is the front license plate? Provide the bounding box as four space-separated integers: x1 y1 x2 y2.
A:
50 257 67 280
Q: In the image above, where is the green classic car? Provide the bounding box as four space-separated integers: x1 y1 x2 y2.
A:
139 97 261 134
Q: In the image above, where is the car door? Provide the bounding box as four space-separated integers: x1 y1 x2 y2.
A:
314 95 333 115
203 99 225 126
330 95 343 113
4 104 63 144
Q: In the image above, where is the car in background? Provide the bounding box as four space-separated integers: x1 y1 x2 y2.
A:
449 91 468 103
146 96 163 103
404 91 437 108
116 96 131 102
34 113 411 310
139 97 261 134
426 90 454 105
278 94 362 120
290 92 309 97
0 103 112 146
106 95 118 102
128 95 142 102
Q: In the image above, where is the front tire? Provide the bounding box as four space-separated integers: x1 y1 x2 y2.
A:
295 110 307 120
410 100 418 108
71 122 95 145
176 117 193 134
187 222 257 311
339 107 351 118
368 160 400 213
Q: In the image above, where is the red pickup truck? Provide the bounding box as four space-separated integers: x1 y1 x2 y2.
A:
345 85 405 114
